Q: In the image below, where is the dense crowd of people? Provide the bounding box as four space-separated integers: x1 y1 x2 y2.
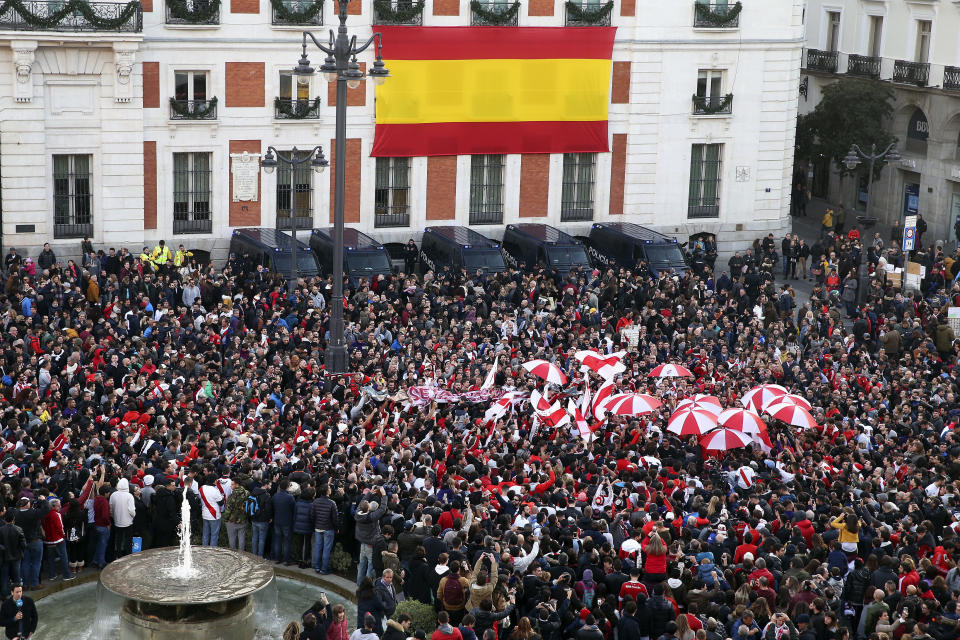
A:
1 222 960 640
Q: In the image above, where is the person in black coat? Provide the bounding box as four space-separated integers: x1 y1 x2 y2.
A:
405 546 434 605
0 585 37 640
617 600 642 640
647 585 676 640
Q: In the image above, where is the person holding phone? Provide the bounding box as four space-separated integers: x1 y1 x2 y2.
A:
0 584 37 639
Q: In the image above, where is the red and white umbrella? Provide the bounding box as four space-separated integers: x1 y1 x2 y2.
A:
700 427 752 451
765 402 818 429
740 384 788 412
600 393 662 416
761 393 812 412
717 408 767 435
649 364 693 378
667 407 718 437
676 394 723 416
522 359 568 385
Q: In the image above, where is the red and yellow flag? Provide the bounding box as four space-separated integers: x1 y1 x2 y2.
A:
371 26 616 157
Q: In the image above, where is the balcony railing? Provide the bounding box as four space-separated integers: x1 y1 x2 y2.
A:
0 0 142 31
373 0 423 25
54 222 93 239
564 1 613 26
169 98 218 120
693 1 741 28
892 60 930 87
274 97 321 119
692 94 733 115
173 218 212 234
945 66 960 91
847 54 881 79
374 206 410 228
560 207 594 222
276 214 313 231
271 0 323 24
470 0 519 26
804 48 838 73
165 0 219 25
688 205 719 219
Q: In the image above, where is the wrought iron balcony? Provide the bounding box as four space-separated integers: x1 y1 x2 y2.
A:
945 66 960 91
173 218 212 234
276 214 313 231
688 205 720 219
54 222 93 239
271 0 323 25
374 206 411 228
564 1 613 26
0 0 142 32
169 98 218 120
804 48 838 73
892 60 929 86
470 0 519 26
373 0 423 25
692 94 733 115
847 54 881 79
274 98 321 119
165 0 219 25
693 1 741 28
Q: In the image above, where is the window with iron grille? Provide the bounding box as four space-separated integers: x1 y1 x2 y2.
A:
688 143 722 218
561 153 596 221
173 152 212 234
276 150 313 231
469 154 504 225
53 154 93 238
375 157 411 227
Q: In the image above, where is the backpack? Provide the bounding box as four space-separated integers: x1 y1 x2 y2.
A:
581 583 595 608
244 493 261 518
442 575 465 607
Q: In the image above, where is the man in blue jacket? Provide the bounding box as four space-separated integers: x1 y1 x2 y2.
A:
271 478 296 565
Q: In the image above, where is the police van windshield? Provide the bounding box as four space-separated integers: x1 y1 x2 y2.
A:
463 250 505 272
346 252 391 274
547 246 589 268
274 253 319 274
642 244 685 265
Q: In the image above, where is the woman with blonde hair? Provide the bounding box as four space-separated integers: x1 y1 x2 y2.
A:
675 614 695 640
749 596 771 629
644 533 669 583
509 617 535 640
282 621 300 640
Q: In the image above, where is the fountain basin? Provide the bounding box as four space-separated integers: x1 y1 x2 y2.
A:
100 547 275 640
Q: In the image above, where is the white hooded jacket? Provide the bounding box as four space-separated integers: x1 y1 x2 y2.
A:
109 478 137 528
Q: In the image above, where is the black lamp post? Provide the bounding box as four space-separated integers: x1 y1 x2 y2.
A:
842 142 901 225
260 145 329 290
293 0 389 375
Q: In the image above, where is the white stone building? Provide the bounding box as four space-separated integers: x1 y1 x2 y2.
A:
801 0 960 246
0 0 803 262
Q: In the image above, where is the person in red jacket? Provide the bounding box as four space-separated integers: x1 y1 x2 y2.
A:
643 533 668 584
431 611 463 640
898 557 921 594
41 498 74 582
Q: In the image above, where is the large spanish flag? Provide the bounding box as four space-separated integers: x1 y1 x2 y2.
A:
371 26 616 157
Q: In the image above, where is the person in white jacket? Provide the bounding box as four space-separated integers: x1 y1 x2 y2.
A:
109 478 137 557
198 478 224 546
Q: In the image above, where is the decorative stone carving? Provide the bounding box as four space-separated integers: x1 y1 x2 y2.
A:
113 43 139 103
11 41 37 103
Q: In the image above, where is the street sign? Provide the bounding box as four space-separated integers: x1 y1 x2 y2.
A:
903 214 917 252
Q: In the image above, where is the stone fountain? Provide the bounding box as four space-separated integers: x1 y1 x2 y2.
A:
99 490 275 640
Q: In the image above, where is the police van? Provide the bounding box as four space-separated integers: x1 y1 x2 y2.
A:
228 228 320 281
501 224 591 273
309 227 393 280
419 226 507 274
585 223 688 276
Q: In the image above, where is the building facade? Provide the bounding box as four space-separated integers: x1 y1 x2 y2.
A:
801 0 960 247
0 0 803 263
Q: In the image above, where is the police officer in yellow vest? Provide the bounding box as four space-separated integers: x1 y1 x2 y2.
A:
151 240 172 275
174 244 193 271
139 247 155 273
